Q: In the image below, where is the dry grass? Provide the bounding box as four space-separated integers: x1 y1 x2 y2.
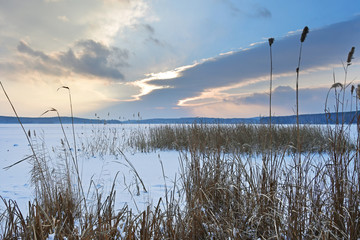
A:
174 132 359 239
2 119 359 239
128 123 349 154
2 137 360 239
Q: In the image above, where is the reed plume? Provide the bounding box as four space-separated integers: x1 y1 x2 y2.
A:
347 46 355 66
341 47 355 122
300 26 309 43
351 84 355 112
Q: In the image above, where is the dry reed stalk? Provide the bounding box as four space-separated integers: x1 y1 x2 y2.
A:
268 37 275 128
325 82 343 124
265 38 276 203
117 148 148 193
0 81 52 202
41 108 88 214
293 26 309 238
296 26 309 134
58 86 78 172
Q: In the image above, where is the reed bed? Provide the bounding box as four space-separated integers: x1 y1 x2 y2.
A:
128 123 353 154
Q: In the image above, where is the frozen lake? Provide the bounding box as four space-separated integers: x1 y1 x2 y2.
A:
1 123 358 215
0 124 181 214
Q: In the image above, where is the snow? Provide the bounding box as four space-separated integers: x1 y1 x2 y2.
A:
1 122 359 238
0 124 181 215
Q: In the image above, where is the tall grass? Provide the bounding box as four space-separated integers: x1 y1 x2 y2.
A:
128 123 350 154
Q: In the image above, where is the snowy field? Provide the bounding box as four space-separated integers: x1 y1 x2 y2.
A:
1 123 358 216
1 122 360 238
0 124 181 215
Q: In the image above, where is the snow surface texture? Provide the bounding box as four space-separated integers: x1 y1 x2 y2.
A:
0 124 180 215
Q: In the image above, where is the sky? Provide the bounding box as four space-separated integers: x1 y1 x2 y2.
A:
0 0 360 120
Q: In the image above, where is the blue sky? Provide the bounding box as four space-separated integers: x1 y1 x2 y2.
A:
0 0 359 119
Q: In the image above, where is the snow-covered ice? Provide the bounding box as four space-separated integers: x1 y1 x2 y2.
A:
0 124 181 215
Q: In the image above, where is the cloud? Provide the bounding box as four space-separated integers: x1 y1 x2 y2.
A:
120 16 360 117
254 6 271 18
183 85 357 118
17 40 129 80
142 24 155 34
145 36 166 47
219 0 271 18
134 23 166 47
219 0 240 14
230 84 357 116
0 0 150 52
17 41 52 62
57 15 69 22
240 86 327 113
146 16 359 97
